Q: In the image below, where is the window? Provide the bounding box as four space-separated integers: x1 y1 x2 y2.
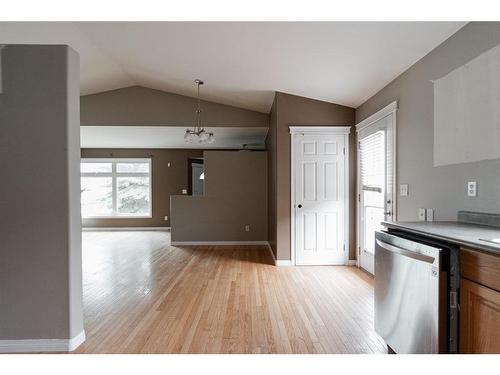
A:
81 158 152 218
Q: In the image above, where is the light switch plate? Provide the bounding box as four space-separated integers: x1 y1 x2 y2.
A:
426 209 434 222
400 184 409 197
418 208 426 221
245 225 250 232
164 216 168 221
467 181 477 197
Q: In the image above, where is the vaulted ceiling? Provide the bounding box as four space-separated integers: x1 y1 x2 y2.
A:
0 22 466 112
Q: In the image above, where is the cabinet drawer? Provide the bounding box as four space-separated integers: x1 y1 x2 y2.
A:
461 248 500 292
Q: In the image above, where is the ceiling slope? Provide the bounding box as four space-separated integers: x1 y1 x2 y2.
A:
0 22 466 112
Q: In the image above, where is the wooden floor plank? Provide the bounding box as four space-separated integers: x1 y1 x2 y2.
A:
74 231 386 354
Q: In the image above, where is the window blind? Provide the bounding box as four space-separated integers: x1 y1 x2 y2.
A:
360 131 385 191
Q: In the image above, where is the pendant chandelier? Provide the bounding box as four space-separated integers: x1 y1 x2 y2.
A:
184 79 215 145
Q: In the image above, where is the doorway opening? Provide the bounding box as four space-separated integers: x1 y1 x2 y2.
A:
188 158 204 196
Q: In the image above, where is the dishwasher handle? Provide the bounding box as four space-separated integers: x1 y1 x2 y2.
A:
376 238 436 264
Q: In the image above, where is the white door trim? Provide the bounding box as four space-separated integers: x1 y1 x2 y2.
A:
355 101 398 268
290 126 351 266
355 101 398 132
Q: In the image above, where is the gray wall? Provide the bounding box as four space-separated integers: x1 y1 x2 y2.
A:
267 92 356 260
171 151 268 242
81 148 203 227
356 22 500 221
81 86 269 127
266 98 278 254
0 45 83 340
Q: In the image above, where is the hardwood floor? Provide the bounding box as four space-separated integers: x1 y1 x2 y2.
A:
75 231 386 354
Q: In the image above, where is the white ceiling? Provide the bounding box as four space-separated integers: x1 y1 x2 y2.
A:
0 22 466 113
81 126 268 149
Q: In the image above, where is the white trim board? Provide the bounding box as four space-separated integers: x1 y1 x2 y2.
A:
289 126 351 135
171 241 269 246
355 101 398 132
275 259 293 266
82 227 170 232
0 330 85 353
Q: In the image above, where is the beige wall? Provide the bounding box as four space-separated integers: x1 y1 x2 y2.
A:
356 22 500 222
267 92 356 260
81 148 203 227
0 45 83 340
171 151 268 242
81 86 269 127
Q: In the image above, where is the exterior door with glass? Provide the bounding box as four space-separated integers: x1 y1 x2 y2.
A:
357 107 396 275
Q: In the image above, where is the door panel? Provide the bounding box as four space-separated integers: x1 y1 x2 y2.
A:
460 278 500 353
358 114 395 274
303 213 317 251
302 162 317 201
324 162 338 200
295 134 345 265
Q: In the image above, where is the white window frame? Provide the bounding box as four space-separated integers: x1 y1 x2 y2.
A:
81 158 152 219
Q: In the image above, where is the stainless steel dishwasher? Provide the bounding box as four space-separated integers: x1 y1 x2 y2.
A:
374 230 459 354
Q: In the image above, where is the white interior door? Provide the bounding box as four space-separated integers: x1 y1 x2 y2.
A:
357 113 395 275
293 132 347 266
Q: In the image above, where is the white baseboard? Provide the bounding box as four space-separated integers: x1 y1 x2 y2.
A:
275 259 293 266
0 330 85 353
347 260 357 266
265 243 293 266
83 227 170 232
171 240 269 246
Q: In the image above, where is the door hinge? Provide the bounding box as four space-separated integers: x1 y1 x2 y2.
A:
343 244 346 252
343 147 345 155
358 193 360 202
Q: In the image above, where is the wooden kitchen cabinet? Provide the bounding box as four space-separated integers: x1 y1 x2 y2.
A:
460 248 500 353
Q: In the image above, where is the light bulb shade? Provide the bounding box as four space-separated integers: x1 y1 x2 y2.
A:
198 129 209 142
207 133 216 144
184 130 193 143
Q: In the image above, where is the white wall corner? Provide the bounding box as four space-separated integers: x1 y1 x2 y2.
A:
265 243 293 266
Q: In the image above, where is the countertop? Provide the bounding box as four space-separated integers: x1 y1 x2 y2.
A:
382 221 500 255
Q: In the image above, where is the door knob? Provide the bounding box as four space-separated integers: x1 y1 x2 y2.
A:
298 204 303 208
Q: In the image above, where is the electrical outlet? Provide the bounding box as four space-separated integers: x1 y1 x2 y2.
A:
400 184 409 197
182 189 187 194
467 181 477 197
245 225 250 232
426 209 434 222
418 208 426 221
164 216 168 221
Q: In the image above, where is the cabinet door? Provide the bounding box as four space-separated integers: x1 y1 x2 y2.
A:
460 278 500 353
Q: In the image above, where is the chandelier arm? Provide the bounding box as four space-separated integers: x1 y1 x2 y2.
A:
185 79 214 144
